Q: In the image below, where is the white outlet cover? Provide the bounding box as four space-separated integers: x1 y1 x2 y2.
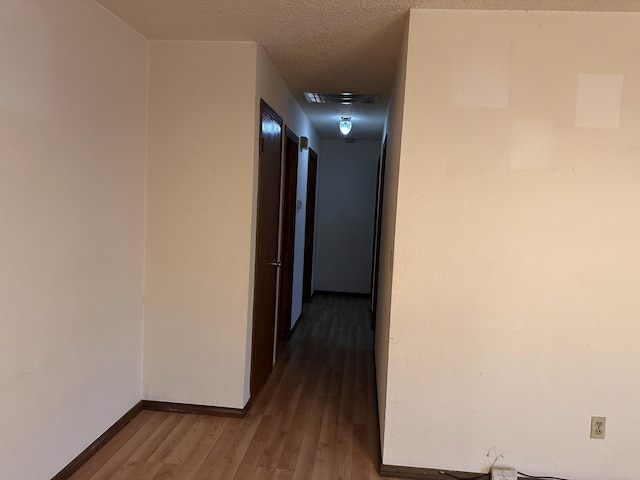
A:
591 416 606 439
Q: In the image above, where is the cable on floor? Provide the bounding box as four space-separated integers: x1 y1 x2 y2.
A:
439 470 489 480
518 471 573 480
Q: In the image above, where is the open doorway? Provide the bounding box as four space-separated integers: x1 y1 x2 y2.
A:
302 148 318 304
370 136 388 328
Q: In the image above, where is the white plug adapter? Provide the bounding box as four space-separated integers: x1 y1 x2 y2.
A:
490 466 518 480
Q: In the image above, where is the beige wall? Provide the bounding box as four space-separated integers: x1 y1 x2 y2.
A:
375 16 409 451
0 1 147 478
144 41 259 408
144 42 318 408
381 9 640 479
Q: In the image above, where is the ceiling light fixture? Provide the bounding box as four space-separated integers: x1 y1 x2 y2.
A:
339 116 352 135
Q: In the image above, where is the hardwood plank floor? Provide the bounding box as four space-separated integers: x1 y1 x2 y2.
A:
69 294 403 480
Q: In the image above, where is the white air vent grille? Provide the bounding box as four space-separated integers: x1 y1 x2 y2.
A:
303 92 378 105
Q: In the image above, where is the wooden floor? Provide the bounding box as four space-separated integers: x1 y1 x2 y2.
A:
69 294 404 480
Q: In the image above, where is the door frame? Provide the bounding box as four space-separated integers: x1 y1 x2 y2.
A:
370 136 388 329
302 148 318 303
276 126 299 343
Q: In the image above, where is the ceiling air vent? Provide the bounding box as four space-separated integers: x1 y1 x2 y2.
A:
303 92 378 105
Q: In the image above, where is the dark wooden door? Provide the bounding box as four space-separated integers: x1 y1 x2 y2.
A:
302 148 318 303
251 101 283 396
277 127 299 342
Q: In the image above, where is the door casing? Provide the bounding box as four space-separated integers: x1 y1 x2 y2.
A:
276 127 299 342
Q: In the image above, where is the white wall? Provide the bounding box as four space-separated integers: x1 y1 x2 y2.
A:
315 139 381 294
0 1 147 478
375 17 409 452
255 47 320 331
144 41 259 408
382 9 640 480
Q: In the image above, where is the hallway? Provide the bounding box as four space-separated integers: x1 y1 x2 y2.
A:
69 294 403 480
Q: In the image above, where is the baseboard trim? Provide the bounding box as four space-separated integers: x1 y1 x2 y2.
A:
142 400 246 418
379 464 488 480
51 400 144 480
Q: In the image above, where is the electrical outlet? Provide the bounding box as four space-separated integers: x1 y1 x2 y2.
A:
591 416 606 439
491 467 518 480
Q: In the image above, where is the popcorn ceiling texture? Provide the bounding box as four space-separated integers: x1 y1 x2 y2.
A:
96 0 640 138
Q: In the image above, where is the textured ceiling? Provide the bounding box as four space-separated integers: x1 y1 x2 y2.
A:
96 0 640 140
